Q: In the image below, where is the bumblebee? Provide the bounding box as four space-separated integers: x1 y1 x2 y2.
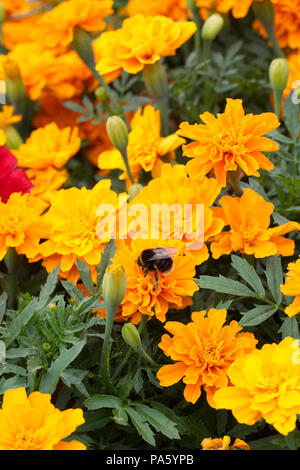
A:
137 247 177 290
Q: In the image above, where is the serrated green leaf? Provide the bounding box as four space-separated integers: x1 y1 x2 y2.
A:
112 407 129 426
84 394 122 410
279 317 300 339
231 255 265 298
39 266 60 306
39 340 86 394
76 259 95 295
5 299 39 347
61 281 84 303
126 407 156 447
265 256 283 304
240 305 278 327
196 276 257 298
134 404 180 440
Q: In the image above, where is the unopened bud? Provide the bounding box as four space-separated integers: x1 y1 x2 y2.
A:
42 342 51 352
142 60 168 101
106 116 129 155
201 14 224 41
269 58 289 92
128 183 143 200
95 86 107 102
47 303 57 312
122 323 142 352
0 3 6 24
3 58 26 111
102 264 127 315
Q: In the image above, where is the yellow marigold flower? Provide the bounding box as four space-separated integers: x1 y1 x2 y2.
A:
254 0 300 50
26 167 68 203
0 192 48 261
214 337 300 436
0 105 22 128
14 123 81 170
280 257 300 317
2 11 44 50
36 0 113 51
0 387 86 450
196 0 264 19
127 163 224 265
201 435 250 450
210 188 300 259
177 98 280 187
98 105 185 183
157 308 257 405
95 14 196 76
112 239 198 323
33 181 122 283
1 0 31 15
126 0 190 20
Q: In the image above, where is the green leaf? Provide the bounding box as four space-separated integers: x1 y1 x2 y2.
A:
279 317 300 339
39 340 86 394
76 259 95 295
84 394 122 410
39 266 60 306
61 281 84 303
112 407 129 426
0 291 7 324
126 407 156 447
63 100 87 114
134 404 180 440
240 305 278 327
265 256 283 304
96 239 116 290
196 275 257 298
5 298 39 347
284 91 300 141
231 255 265 298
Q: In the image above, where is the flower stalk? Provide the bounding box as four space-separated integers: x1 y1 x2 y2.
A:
186 0 202 65
252 0 284 58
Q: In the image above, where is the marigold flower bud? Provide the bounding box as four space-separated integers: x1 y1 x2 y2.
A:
42 342 51 352
47 303 57 312
201 14 224 41
2 58 26 112
142 61 168 101
102 264 127 315
122 323 142 352
106 116 129 155
95 86 107 102
128 183 143 200
269 58 289 92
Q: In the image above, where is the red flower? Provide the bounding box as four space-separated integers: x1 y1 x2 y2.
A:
0 146 33 203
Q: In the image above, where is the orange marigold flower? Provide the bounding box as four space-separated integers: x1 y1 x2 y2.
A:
26 167 68 203
32 181 123 283
253 0 300 50
210 188 300 259
13 123 81 170
157 308 257 405
36 0 113 51
0 387 86 450
95 14 196 76
177 98 280 187
201 435 250 450
128 163 224 266
98 105 185 183
0 192 48 261
125 0 190 21
1 44 93 101
214 337 300 436
280 257 300 317
112 239 198 324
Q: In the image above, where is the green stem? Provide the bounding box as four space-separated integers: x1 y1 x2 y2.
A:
156 96 169 138
4 248 19 309
120 148 135 185
273 89 283 119
101 342 117 394
187 2 202 65
266 24 285 58
100 305 116 367
227 169 243 196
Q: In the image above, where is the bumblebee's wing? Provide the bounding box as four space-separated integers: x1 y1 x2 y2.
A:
146 247 177 261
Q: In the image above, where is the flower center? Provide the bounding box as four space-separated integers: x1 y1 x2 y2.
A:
14 430 41 450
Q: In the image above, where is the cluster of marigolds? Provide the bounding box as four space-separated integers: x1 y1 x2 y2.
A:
0 0 300 451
